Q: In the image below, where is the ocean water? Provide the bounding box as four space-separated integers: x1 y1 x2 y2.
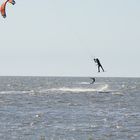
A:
0 76 140 140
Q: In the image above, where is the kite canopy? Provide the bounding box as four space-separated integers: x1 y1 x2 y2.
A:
8 0 15 5
0 0 15 18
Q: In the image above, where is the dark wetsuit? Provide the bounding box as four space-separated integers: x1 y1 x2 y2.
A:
94 58 104 72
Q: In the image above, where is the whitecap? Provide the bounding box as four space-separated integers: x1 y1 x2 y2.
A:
78 82 90 85
47 84 110 93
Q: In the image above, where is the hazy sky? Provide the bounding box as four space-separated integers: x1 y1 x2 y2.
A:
0 0 140 77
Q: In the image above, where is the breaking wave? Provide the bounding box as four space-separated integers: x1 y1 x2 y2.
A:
0 90 35 95
47 84 109 93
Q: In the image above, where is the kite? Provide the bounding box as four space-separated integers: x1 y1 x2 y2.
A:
0 0 15 18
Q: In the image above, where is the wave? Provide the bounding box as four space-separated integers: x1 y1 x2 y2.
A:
78 82 90 85
0 90 35 95
112 92 123 95
49 87 97 93
47 84 109 93
0 84 110 95
98 84 109 91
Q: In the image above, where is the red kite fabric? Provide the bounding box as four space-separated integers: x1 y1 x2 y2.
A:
0 0 15 18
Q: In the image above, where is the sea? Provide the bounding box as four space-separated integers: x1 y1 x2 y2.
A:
0 76 140 140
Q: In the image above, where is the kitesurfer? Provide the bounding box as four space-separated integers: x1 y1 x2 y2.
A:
94 58 104 72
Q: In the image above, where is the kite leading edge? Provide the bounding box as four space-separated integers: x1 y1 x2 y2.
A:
0 0 15 18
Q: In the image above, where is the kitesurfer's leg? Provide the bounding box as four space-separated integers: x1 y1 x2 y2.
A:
98 65 100 72
100 65 104 72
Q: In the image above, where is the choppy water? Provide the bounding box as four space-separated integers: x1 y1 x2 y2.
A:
0 76 140 140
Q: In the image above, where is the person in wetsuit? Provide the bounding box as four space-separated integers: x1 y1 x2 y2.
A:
94 58 104 72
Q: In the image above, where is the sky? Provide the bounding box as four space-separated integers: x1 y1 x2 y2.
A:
0 0 140 77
